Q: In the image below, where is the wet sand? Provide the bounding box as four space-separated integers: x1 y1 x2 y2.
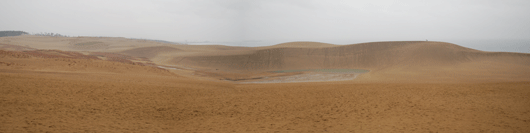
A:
242 72 362 83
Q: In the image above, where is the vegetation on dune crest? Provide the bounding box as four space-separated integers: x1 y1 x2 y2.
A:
0 31 29 37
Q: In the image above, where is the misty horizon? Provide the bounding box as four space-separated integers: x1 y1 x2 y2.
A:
1 0 529 53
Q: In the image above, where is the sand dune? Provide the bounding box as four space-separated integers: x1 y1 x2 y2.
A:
3 36 529 82
0 50 172 75
1 36 530 132
2 36 529 82
120 46 183 58
174 41 525 70
169 41 530 82
263 41 338 48
0 35 179 52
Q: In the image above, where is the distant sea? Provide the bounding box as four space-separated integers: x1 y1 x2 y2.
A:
186 39 530 53
444 39 530 53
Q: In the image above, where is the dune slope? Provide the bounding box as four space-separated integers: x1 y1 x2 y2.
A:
173 41 529 69
120 46 183 58
170 41 530 82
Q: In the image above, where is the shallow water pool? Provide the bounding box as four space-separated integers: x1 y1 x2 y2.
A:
272 69 369 73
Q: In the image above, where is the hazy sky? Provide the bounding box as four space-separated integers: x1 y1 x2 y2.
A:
1 0 530 43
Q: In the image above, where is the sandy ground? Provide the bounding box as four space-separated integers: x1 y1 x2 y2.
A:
1 36 530 132
1 69 529 132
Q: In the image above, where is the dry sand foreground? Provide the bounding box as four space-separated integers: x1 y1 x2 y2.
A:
1 35 530 132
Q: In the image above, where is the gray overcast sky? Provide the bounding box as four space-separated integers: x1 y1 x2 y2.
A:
1 0 530 43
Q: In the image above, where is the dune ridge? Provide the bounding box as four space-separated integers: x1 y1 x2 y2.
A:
264 41 338 48
173 41 529 70
120 46 183 58
166 41 530 82
0 50 172 76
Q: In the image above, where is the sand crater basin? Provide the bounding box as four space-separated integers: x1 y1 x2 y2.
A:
2 36 530 132
242 69 370 83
